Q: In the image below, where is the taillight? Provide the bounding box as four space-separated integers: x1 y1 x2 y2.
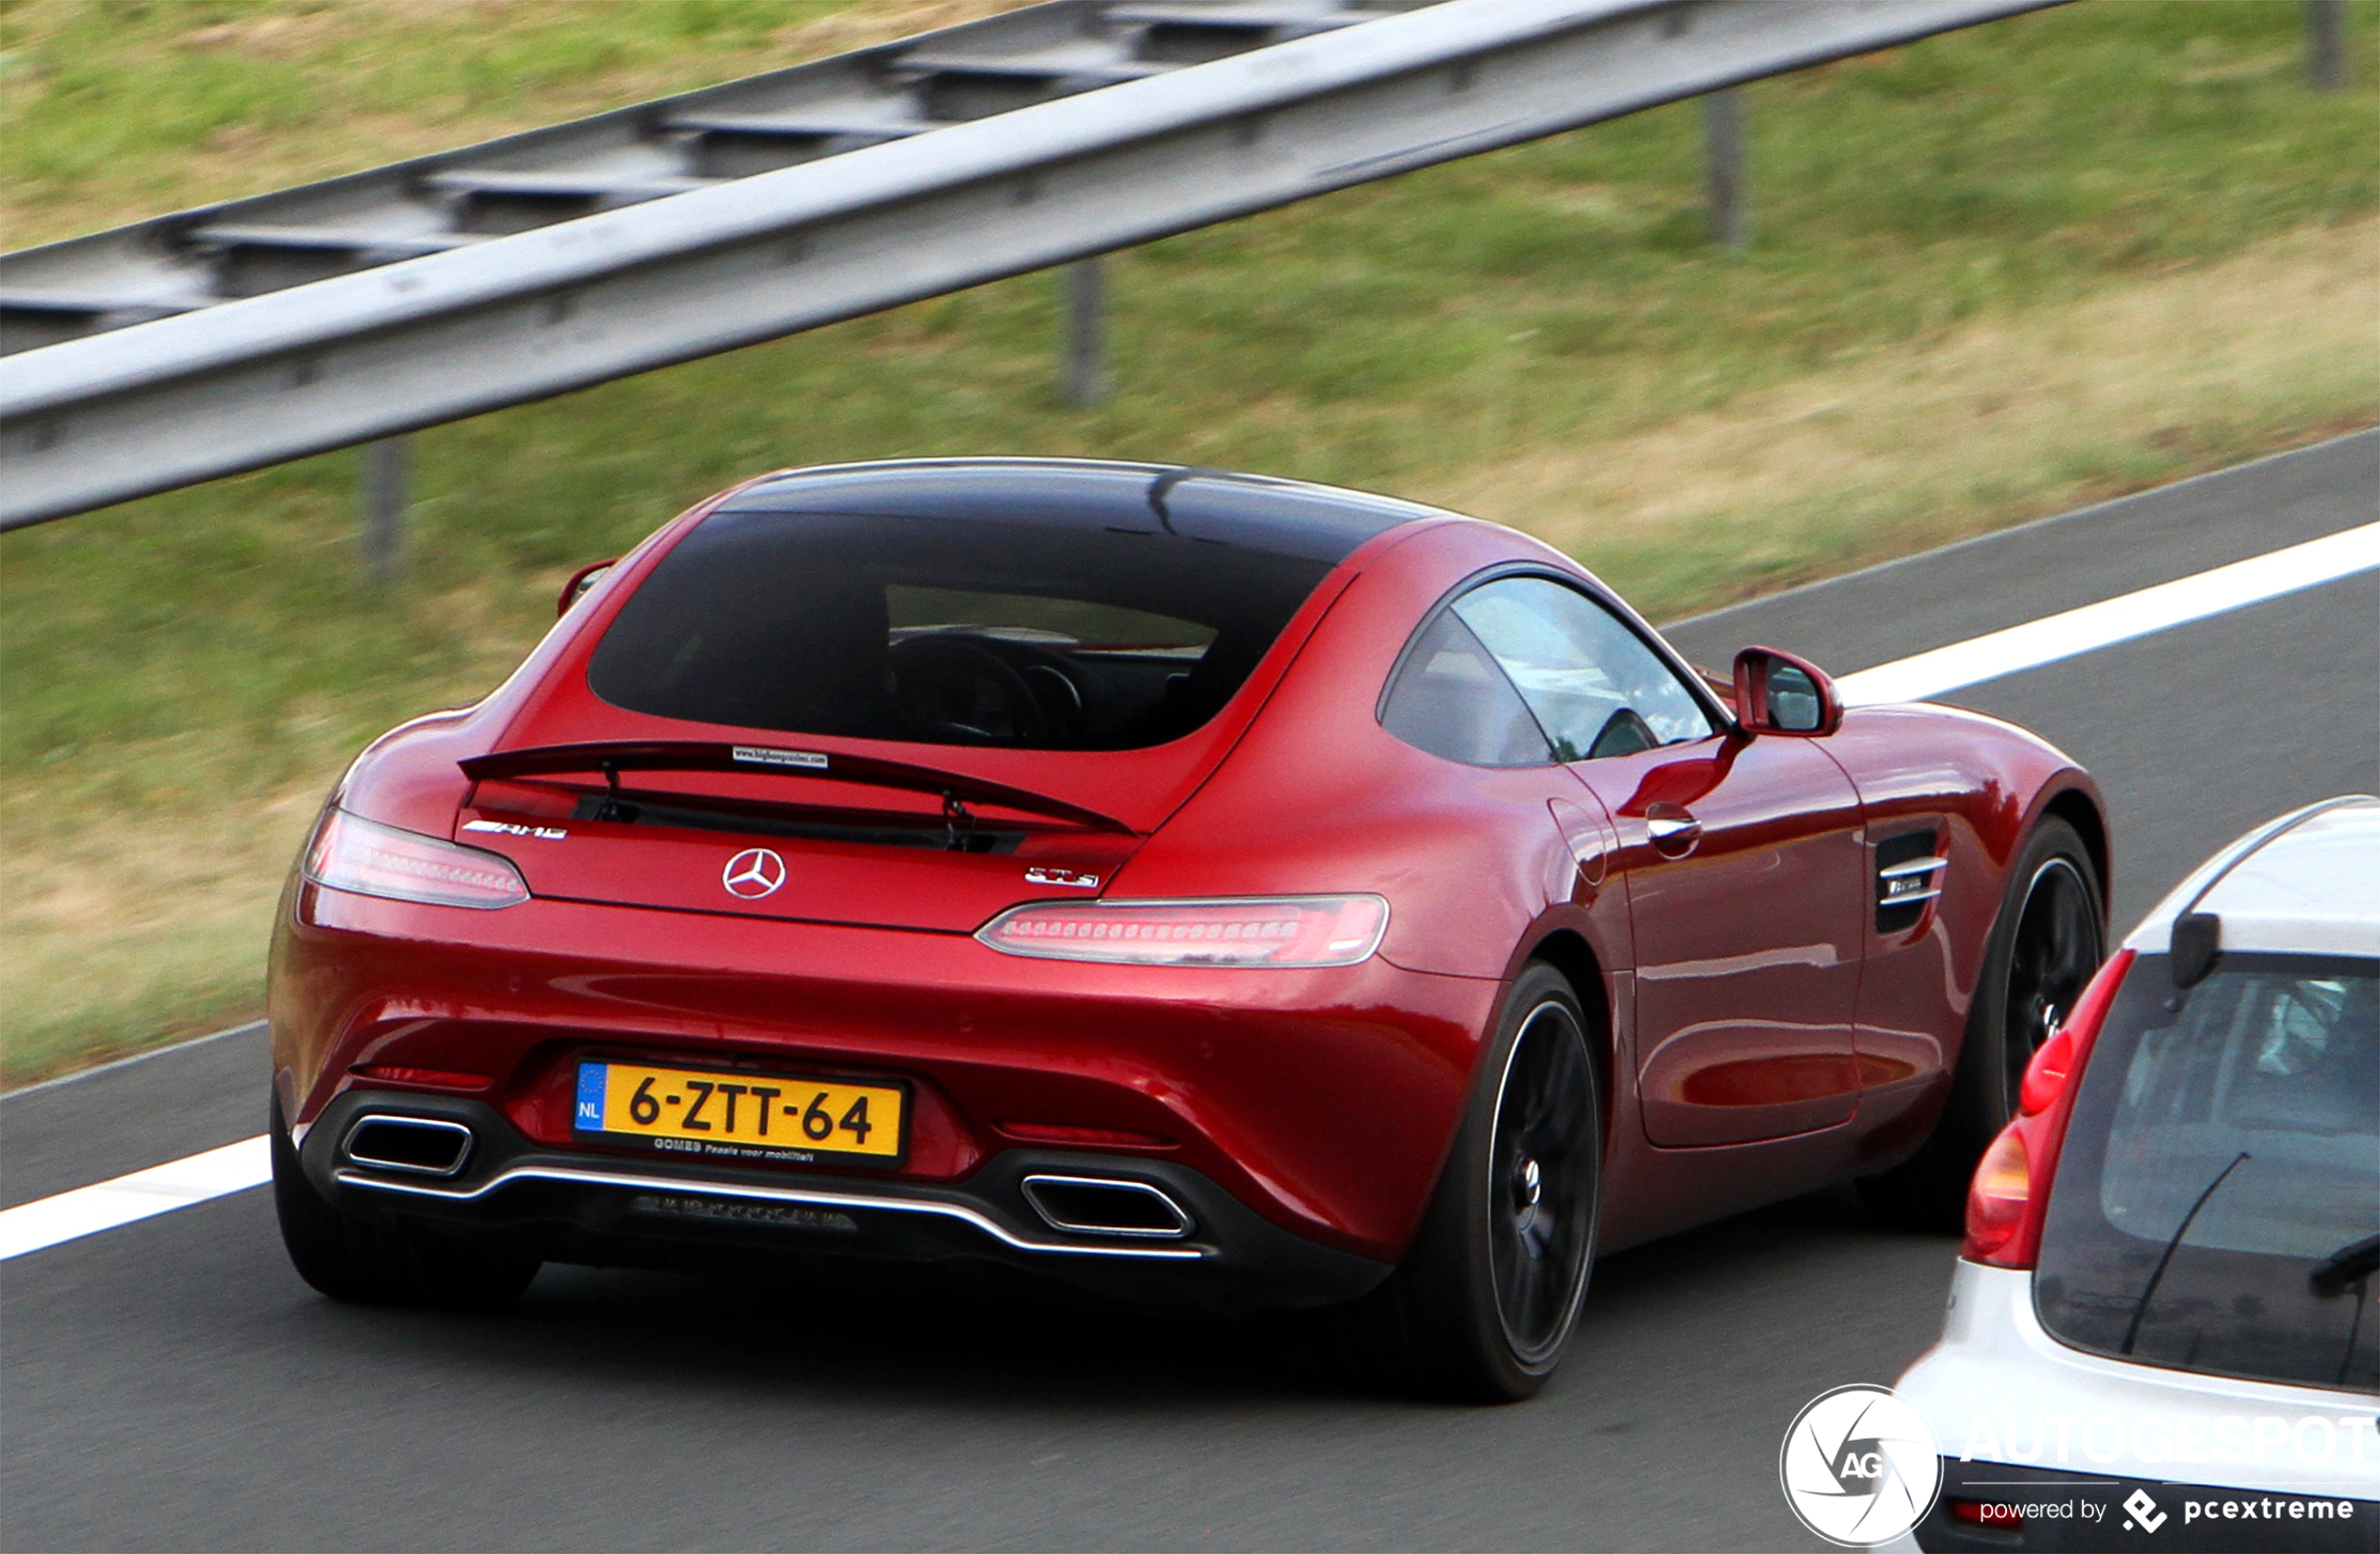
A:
1961 948 2135 1268
976 895 1389 968
1963 1127 2031 1261
304 807 530 910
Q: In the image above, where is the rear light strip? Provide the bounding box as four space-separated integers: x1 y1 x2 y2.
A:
1962 948 2135 1267
305 807 530 910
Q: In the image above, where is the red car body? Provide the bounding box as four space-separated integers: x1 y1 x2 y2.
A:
271 459 2107 1311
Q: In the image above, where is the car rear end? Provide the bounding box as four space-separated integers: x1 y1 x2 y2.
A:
1898 797 2380 1550
269 461 1483 1310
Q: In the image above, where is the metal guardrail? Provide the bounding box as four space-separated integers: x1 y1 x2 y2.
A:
0 0 2066 529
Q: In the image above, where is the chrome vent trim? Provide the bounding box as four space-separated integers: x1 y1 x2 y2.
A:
1875 832 1948 933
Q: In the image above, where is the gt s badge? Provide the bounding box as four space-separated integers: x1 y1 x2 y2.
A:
1024 866 1099 889
723 847 788 899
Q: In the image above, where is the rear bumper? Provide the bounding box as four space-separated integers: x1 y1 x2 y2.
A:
303 1088 1389 1310
273 882 1495 1283
1897 1260 2380 1550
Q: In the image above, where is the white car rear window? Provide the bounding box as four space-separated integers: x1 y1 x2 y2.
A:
2035 953 2378 1392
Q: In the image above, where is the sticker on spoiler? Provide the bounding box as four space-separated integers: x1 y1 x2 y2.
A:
732 746 830 770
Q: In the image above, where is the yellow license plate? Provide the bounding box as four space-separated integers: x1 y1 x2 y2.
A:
574 1059 905 1163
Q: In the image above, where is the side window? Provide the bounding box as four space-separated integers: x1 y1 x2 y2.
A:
1379 610 1554 767
1450 576 1716 762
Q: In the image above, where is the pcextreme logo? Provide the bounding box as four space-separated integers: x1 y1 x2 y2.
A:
1779 1384 1943 1547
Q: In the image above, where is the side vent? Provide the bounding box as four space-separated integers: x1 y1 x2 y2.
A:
1875 829 1948 935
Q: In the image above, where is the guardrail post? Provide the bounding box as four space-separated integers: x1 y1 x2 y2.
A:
1703 89 1749 247
1063 257 1108 406
2308 0 2346 90
361 436 409 586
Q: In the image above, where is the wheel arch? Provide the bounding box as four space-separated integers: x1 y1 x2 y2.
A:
1520 928 1615 1149
2039 783 2111 924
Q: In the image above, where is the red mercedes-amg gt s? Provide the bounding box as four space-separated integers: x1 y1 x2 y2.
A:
270 458 2108 1399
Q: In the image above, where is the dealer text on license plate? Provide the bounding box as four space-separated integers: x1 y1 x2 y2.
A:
573 1060 904 1162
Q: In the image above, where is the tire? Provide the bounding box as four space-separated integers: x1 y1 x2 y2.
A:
1859 817 2105 1231
1325 964 1603 1402
271 1091 540 1310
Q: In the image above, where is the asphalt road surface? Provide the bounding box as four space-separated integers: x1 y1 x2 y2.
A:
4 432 2373 1553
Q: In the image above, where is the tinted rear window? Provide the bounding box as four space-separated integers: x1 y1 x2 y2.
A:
588 501 1340 750
2034 953 2379 1392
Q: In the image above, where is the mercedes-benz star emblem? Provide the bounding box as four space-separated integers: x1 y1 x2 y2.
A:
721 847 787 899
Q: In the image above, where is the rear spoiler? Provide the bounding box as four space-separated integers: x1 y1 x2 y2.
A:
459 741 1133 835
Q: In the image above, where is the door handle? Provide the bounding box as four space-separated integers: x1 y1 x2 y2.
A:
1645 806 1702 852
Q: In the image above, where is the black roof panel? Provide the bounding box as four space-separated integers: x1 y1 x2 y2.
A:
721 458 1437 565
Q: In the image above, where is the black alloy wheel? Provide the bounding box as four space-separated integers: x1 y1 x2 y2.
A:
271 1091 540 1310
1488 998 1599 1367
1323 963 1603 1401
1996 855 2104 1110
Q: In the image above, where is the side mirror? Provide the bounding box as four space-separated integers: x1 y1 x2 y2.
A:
557 558 617 618
1733 645 1841 736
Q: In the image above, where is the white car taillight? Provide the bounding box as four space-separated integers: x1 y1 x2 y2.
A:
976 895 1389 968
1961 948 2135 1267
304 808 531 910
1963 1128 2032 1262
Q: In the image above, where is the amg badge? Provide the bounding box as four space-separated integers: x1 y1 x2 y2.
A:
462 819 567 840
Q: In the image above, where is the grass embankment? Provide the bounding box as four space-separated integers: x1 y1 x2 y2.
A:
1 0 2374 1086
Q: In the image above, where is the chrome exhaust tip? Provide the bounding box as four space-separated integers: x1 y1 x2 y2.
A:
341 1116 475 1178
1019 1174 1194 1239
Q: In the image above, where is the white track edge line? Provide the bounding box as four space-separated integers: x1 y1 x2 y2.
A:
1659 427 2379 635
0 1137 270 1261
1834 521 2380 706
7 520 2375 1262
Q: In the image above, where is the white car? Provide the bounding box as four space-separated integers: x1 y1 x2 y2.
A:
1896 795 2380 1552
